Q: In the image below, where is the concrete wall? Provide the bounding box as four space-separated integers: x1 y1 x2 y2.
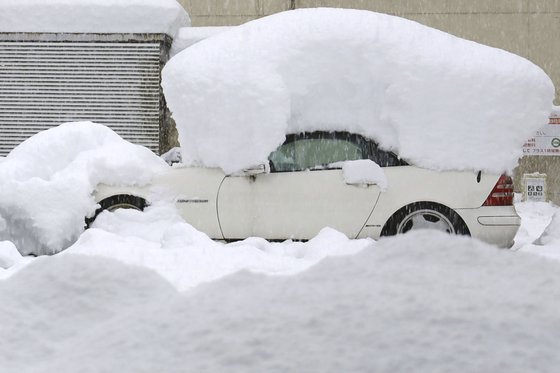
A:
177 0 560 202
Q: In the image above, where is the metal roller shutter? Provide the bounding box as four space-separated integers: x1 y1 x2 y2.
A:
0 39 164 155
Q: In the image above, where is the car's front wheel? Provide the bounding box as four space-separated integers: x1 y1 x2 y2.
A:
86 195 147 228
380 202 470 237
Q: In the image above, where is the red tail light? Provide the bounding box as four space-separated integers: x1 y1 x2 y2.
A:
483 175 514 206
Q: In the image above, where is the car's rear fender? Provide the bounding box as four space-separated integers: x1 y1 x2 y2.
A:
357 166 501 238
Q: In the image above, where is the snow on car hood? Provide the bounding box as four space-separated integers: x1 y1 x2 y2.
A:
162 8 555 174
0 0 190 36
0 122 169 255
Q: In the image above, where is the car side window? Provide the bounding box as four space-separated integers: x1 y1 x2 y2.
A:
269 135 364 172
367 140 408 167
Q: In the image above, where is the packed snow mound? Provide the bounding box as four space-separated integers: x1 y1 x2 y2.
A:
163 8 554 174
67 202 371 291
3 231 560 372
0 0 190 36
0 241 21 270
0 122 168 255
342 159 388 190
534 211 560 246
171 26 232 57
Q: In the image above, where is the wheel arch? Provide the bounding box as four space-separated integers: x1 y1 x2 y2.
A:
86 193 148 228
380 201 471 237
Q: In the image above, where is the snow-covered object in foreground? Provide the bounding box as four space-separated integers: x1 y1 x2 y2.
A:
342 159 388 190
0 122 168 255
2 231 560 372
163 8 554 175
0 0 190 36
67 202 370 291
0 241 21 270
534 211 560 245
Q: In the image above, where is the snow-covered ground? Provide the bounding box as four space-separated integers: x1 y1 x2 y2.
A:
1 200 560 372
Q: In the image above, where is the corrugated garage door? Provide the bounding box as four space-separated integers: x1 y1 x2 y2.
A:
0 40 162 155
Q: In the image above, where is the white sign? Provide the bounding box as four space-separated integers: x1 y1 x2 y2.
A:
523 173 547 202
523 116 560 156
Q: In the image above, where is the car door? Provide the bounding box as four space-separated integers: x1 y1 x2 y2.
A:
217 132 382 240
155 166 226 239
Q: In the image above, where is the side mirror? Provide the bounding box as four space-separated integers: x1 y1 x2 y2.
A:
242 163 270 176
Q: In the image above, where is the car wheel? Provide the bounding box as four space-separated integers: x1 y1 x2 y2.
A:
86 195 147 228
380 202 470 237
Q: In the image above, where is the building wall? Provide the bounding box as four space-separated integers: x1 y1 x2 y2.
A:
177 0 560 202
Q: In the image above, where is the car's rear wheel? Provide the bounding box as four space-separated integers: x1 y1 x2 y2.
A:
380 202 470 237
86 195 147 228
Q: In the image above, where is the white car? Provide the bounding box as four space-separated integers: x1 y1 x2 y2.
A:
92 131 520 247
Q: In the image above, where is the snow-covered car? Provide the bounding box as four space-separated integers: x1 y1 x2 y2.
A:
92 131 520 247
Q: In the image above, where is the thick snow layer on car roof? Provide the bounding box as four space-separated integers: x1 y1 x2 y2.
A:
0 0 190 36
0 122 169 255
170 26 232 57
162 8 555 174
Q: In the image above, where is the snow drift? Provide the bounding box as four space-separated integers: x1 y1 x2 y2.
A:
0 0 190 36
67 202 370 291
0 122 168 255
2 231 560 372
171 26 232 57
163 8 555 174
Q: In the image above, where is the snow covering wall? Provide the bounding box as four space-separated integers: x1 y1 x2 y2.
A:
0 122 168 255
162 8 555 174
0 0 190 36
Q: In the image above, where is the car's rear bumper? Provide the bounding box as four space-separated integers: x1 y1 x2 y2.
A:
456 206 520 248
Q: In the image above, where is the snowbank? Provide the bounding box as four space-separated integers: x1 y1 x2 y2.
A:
67 202 371 291
513 201 560 261
0 241 21 270
0 0 190 36
513 201 557 247
170 26 232 57
533 211 560 246
163 8 554 174
2 231 560 372
0 122 168 255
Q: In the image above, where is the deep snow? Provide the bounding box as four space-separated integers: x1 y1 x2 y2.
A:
67 203 369 291
1 134 559 371
2 227 560 373
163 8 554 174
0 122 169 255
170 26 232 57
0 0 189 36
0 6 559 371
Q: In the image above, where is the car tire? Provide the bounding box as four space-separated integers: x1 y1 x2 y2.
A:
86 195 147 228
380 202 470 237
